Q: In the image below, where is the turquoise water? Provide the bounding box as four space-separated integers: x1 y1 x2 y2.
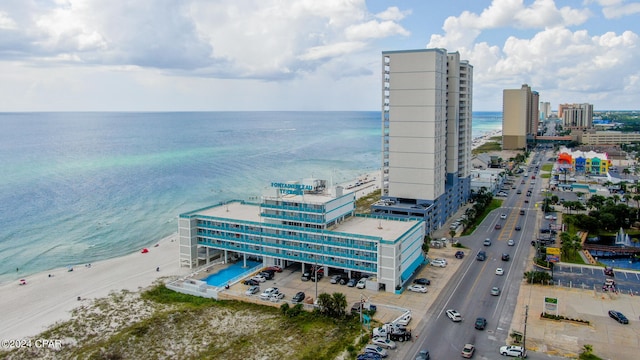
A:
204 261 262 287
0 111 502 283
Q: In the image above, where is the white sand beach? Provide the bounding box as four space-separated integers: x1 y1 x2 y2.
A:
0 160 493 342
0 233 190 341
472 129 502 149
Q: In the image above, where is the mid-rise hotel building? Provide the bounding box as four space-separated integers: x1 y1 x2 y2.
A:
371 49 473 235
179 179 425 293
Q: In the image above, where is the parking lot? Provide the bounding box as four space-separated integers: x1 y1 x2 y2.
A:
215 245 467 358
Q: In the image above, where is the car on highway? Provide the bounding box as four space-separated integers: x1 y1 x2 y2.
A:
476 251 487 261
608 310 629 324
496 268 504 276
495 224 502 230
413 278 431 285
474 317 487 330
507 239 515 246
515 225 521 231
415 349 431 360
245 285 260 295
520 210 525 215
446 309 462 322
483 238 492 246
371 337 397 349
461 343 475 358
292 291 305 303
455 250 465 259
500 213 507 219
501 253 510 261
499 345 526 357
491 286 501 296
408 284 428 293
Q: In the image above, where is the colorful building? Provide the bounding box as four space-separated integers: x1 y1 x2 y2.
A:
556 147 611 175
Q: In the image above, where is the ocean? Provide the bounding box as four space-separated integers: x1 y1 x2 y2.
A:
0 111 502 283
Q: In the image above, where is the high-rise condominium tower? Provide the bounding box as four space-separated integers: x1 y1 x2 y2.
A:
373 48 472 235
503 84 539 150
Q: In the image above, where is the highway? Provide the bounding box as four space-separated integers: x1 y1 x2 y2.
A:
403 149 565 359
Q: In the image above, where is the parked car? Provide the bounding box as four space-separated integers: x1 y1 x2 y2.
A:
270 292 285 302
501 253 510 261
292 291 305 303
499 345 526 357
507 239 515 246
461 343 475 358
446 309 462 322
608 310 629 324
388 328 412 342
476 251 487 261
265 266 283 272
243 279 259 286
259 287 279 300
301 272 311 281
413 278 431 285
371 337 396 349
347 278 358 287
455 250 465 259
408 284 428 293
364 345 388 358
357 278 367 289
430 258 447 267
491 286 501 296
496 267 504 276
245 285 260 295
251 275 267 283
483 238 492 246
357 353 382 360
474 317 487 330
330 274 347 284
258 271 274 280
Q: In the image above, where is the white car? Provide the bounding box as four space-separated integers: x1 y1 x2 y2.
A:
396 312 412 326
496 267 505 276
251 275 267 283
364 345 388 358
430 259 447 267
500 345 526 357
500 213 507 219
269 292 285 302
507 239 515 246
259 287 279 300
408 284 428 293
356 278 367 289
371 337 397 349
446 309 462 322
245 285 260 296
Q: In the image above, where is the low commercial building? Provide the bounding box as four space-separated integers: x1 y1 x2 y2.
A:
179 179 425 293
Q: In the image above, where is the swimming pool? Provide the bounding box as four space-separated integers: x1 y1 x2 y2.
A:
204 260 262 287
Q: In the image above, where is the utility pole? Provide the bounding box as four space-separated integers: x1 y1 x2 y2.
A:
522 305 528 358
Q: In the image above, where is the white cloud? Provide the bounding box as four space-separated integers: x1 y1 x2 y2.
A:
375 6 411 21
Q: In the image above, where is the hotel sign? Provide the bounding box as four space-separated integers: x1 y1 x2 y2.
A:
271 182 312 195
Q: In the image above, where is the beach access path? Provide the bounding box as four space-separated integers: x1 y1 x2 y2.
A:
0 233 190 341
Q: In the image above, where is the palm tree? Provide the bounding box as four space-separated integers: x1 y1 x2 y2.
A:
331 292 348 318
316 292 333 316
612 194 621 204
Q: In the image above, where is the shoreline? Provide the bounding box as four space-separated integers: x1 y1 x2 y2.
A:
1 140 501 342
0 233 190 341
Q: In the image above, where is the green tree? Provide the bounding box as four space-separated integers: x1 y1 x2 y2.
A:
331 292 348 318
316 292 333 316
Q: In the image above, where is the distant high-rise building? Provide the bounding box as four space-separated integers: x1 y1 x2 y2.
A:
559 103 593 129
373 48 472 235
502 84 538 150
540 102 551 119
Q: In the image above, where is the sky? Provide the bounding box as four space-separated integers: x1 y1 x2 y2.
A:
0 0 638 112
